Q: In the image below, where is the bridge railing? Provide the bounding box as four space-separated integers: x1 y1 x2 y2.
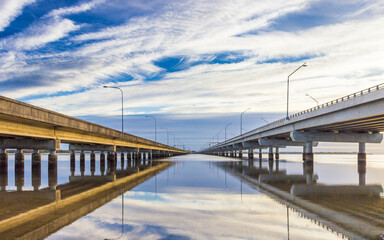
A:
266 83 384 126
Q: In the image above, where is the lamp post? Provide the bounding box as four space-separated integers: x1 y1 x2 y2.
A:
240 107 250 135
305 92 319 106
286 62 307 120
161 127 169 145
145 115 157 142
225 122 232 141
103 86 124 138
216 130 223 143
261 117 268 124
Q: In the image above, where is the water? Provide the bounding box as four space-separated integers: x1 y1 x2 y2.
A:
44 154 360 240
3 153 383 239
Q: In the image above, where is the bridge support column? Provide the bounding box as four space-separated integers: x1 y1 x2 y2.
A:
259 149 262 159
107 151 116 173
100 151 105 176
303 142 314 162
32 150 41 191
121 152 125 169
70 150 75 176
303 142 314 185
358 142 366 186
0 149 7 191
80 150 85 176
268 158 274 174
268 146 273 161
248 149 254 159
275 147 279 160
238 150 243 158
90 151 96 176
48 150 58 190
15 149 24 191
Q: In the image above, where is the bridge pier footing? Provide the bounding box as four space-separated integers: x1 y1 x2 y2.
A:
259 149 262 159
268 146 273 161
15 149 24 192
275 147 279 160
121 152 125 170
248 149 254 159
358 142 366 186
80 150 85 177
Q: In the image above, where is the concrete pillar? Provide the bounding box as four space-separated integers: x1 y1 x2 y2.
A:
80 150 85 176
268 158 273 174
0 149 7 191
259 149 262 159
48 150 58 190
238 150 243 158
107 151 116 173
268 146 273 161
70 150 75 177
100 151 105 176
32 150 41 191
90 151 96 176
121 152 125 170
303 142 314 161
15 149 24 191
358 142 366 186
358 158 366 186
248 149 254 159
127 152 132 167
358 142 366 161
275 147 279 160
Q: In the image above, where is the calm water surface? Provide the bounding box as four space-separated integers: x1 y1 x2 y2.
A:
40 153 367 240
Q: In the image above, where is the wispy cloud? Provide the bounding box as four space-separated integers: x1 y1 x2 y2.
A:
0 0 35 31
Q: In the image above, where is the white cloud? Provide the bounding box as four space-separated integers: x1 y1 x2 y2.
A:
0 0 35 31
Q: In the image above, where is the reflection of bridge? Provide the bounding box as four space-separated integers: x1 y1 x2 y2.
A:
202 84 384 195
0 160 171 239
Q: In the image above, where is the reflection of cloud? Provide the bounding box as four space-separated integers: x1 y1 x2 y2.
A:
48 191 341 240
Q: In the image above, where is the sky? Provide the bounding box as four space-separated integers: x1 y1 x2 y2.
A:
1 0 384 151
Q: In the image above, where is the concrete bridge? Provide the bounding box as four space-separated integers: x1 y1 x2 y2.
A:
202 83 384 194
0 95 187 192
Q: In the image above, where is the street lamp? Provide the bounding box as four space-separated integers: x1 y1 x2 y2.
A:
261 117 269 124
286 62 307 120
240 107 250 135
225 122 232 141
145 115 157 142
216 130 223 143
305 92 319 106
161 127 169 145
103 86 124 138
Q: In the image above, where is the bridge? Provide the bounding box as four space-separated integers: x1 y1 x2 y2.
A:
0 95 187 192
201 83 384 194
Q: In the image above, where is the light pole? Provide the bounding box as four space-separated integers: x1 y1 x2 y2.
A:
145 115 157 142
161 127 169 145
240 107 250 135
261 117 268 124
169 133 176 147
305 92 319 106
225 122 232 141
216 130 223 143
103 86 124 138
286 62 307 120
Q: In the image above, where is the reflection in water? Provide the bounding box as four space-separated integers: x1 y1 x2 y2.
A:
48 155 343 240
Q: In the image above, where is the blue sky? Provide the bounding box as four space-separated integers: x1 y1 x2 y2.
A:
1 0 384 151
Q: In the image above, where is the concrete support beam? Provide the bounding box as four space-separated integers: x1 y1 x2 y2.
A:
90 151 96 176
268 146 273 161
0 149 8 191
31 149 41 191
80 150 85 177
242 141 261 149
48 150 58 190
15 149 24 191
69 144 114 152
259 138 309 147
0 139 59 151
290 131 383 143
100 151 105 176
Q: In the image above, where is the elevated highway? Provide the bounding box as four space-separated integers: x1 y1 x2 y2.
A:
202 83 384 186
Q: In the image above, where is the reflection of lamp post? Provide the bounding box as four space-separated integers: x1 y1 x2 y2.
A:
161 128 169 145
145 115 157 142
103 86 124 138
225 122 232 141
305 92 319 106
240 107 250 135
286 62 307 120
